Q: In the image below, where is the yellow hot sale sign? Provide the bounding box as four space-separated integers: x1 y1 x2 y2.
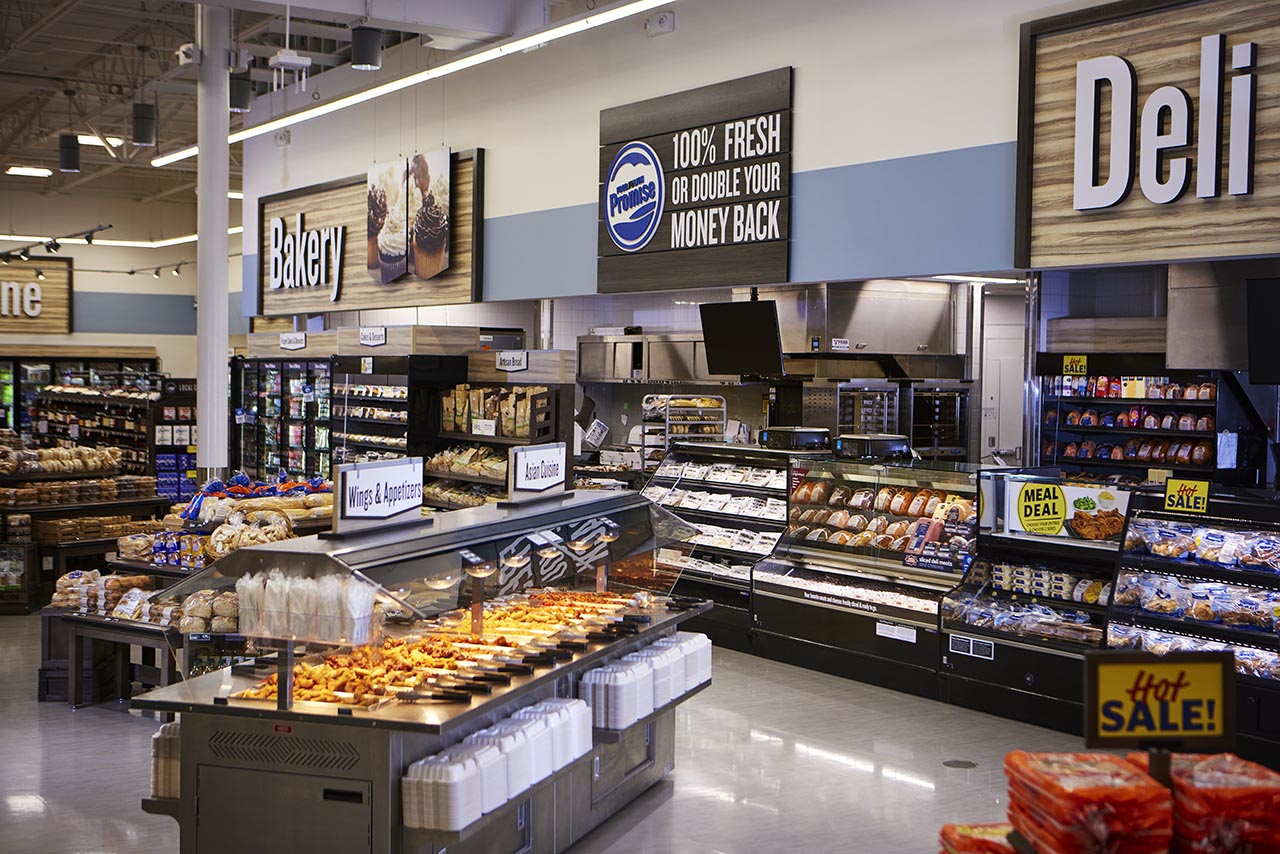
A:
1062 355 1088 376
1164 478 1210 514
1093 659 1229 743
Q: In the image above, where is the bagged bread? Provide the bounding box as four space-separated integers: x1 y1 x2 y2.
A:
111 587 151 620
178 615 208 634
211 616 238 634
212 591 239 618
184 589 216 619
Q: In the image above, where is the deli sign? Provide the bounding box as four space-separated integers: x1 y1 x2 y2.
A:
1018 0 1280 268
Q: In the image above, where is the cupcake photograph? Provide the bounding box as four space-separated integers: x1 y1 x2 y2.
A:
368 160 408 284
408 148 451 281
366 183 386 271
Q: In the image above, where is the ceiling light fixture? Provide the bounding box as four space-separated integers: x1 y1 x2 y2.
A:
5 166 53 178
228 191 244 200
77 134 124 148
58 134 80 173
44 240 59 254
0 254 9 265
16 249 29 261
930 275 1024 285
351 27 382 71
171 264 181 276
151 0 676 167
35 269 45 281
152 268 161 278
131 103 157 147
0 224 236 251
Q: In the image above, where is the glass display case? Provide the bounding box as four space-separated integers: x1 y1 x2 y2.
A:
130 491 712 854
752 458 979 696
1104 488 1280 766
231 358 332 480
941 468 1134 732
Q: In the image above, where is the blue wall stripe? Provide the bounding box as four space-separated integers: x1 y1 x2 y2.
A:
75 292 197 335
241 253 261 318
477 141 1017 302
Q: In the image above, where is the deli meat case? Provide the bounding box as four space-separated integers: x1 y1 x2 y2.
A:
132 491 712 854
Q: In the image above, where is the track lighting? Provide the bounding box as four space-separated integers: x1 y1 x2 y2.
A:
1 254 9 265
351 27 382 71
83 232 93 244
171 265 181 277
44 240 59 254
35 269 45 281
17 249 29 261
152 268 161 278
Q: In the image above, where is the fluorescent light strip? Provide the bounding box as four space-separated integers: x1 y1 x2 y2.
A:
78 134 123 148
931 275 1024 285
153 0 673 167
5 166 53 177
228 191 244 200
0 225 243 250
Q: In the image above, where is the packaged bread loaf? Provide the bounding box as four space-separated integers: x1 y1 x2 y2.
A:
212 591 239 618
178 615 208 634
184 589 216 619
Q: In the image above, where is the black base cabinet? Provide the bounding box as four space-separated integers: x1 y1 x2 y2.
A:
671 575 753 653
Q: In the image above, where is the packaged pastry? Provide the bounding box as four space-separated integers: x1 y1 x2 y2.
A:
110 587 151 620
1072 579 1106 604
183 589 216 619
1141 579 1187 617
1220 594 1274 631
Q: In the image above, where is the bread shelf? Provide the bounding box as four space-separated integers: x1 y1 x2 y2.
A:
424 470 507 487
437 431 538 447
1046 424 1216 439
1044 395 1217 408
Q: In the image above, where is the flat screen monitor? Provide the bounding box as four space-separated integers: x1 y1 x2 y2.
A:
699 300 785 377
1246 279 1280 384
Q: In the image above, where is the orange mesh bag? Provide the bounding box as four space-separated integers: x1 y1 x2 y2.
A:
1127 752 1280 854
939 822 1015 854
1005 751 1173 853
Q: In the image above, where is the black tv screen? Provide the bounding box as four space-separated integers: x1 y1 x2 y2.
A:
1246 279 1280 384
700 300 785 377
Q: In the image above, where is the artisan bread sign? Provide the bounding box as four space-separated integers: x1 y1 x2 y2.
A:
598 67 792 293
1085 651 1234 749
512 443 566 492
340 457 424 520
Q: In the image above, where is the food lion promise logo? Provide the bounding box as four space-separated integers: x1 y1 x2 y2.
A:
604 141 664 252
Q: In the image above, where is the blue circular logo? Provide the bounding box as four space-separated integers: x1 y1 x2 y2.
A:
604 141 664 252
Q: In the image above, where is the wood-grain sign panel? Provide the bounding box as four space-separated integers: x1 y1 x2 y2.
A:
1018 0 1280 269
259 150 483 316
0 258 72 334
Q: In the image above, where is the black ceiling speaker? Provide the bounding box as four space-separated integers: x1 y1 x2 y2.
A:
229 71 252 113
351 27 382 71
132 102 157 147
58 134 80 173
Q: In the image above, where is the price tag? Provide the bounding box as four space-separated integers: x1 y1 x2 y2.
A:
68 423 79 440
302 384 316 403
472 418 497 437
360 357 374 374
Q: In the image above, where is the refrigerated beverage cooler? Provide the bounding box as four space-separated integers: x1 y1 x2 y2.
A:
230 357 332 480
0 355 158 432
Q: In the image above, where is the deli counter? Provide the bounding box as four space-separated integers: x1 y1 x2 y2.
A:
132 490 712 854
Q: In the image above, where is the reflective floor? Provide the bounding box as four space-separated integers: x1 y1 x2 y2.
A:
0 614 1078 853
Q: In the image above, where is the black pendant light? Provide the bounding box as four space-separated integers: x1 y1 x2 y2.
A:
132 102 157 147
351 27 382 71
229 71 252 113
58 134 80 173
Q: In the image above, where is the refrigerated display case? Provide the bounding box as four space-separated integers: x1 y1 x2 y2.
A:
753 458 979 697
130 490 713 854
939 469 1134 733
642 441 817 650
231 358 333 480
1032 352 1266 486
0 352 160 433
1106 488 1280 767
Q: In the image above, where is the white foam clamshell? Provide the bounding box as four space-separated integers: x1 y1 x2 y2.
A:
496 718 552 784
620 658 654 719
514 702 574 772
403 752 482 831
653 632 712 693
579 664 638 729
439 743 507 815
623 646 681 709
530 698 592 762
464 723 533 799
150 720 181 799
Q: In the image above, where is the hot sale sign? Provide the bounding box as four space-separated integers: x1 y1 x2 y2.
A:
1085 652 1235 749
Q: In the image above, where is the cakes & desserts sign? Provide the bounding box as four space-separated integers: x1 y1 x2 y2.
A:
597 68 792 293
256 149 482 316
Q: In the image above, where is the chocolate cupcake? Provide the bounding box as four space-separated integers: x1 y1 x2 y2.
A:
412 193 449 279
367 185 387 270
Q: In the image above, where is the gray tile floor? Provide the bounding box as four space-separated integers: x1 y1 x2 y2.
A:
0 614 1079 853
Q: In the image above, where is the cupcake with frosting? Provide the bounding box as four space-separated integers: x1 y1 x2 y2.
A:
377 198 408 283
366 185 387 270
413 193 449 279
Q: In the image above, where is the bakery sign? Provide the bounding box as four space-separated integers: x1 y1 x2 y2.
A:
1017 0 1280 268
598 68 792 293
0 258 72 334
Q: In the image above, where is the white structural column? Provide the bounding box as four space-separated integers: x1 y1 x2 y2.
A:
195 3 230 474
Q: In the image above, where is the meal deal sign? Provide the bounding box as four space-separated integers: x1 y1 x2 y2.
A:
1085 651 1235 749
598 68 792 293
1007 481 1130 540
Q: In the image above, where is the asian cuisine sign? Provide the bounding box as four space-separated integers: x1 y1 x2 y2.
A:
597 67 792 293
1008 482 1130 541
1085 651 1235 749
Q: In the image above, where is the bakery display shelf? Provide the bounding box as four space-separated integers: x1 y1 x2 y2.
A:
980 586 1110 615
423 470 507 487
1125 553 1280 588
1044 395 1217 408
107 558 198 580
941 622 1095 659
593 680 711 743
7 495 167 515
140 797 180 820
1061 456 1214 472
421 496 493 512
60 610 182 638
1047 424 1216 439
335 438 409 452
0 469 119 483
982 531 1121 560
676 506 786 529
649 475 785 498
332 416 409 428
1110 612 1280 651
331 395 409 406
437 431 536 447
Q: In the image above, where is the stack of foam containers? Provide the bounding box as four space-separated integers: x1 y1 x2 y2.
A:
653 632 712 694
623 645 682 710
464 723 533 801
439 743 507 816
150 721 181 799
579 658 654 730
402 752 482 831
513 699 591 771
496 718 552 785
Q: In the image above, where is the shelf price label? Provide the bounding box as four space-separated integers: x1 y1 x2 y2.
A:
1163 478 1209 514
1062 354 1088 376
1085 651 1235 749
